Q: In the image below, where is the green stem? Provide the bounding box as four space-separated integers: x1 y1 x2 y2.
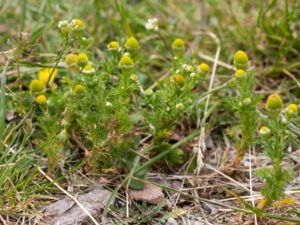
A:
0 60 10 140
46 38 69 86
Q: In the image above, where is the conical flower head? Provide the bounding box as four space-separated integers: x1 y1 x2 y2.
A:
233 50 248 70
29 79 45 94
286 103 298 119
125 37 139 50
266 94 283 113
172 38 185 50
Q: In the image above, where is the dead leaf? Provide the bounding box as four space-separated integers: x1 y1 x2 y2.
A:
0 24 7 33
43 186 111 225
129 183 164 204
99 177 110 185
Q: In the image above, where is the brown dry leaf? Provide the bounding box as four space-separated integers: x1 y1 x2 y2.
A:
0 24 7 33
129 183 164 204
43 187 111 225
99 177 110 185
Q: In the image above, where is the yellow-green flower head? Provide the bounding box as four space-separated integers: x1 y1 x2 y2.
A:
182 64 194 72
65 53 78 67
266 94 283 112
171 38 185 50
61 76 70 84
259 126 271 136
29 80 45 94
119 55 134 68
36 95 47 105
198 63 209 75
168 148 185 165
73 84 85 94
77 53 88 67
82 64 95 74
130 73 138 81
38 68 58 84
171 74 185 87
233 50 248 70
157 129 171 139
243 97 252 106
234 50 248 64
286 103 298 118
144 88 153 96
71 19 85 31
107 41 119 51
235 69 246 79
125 37 140 50
176 103 184 110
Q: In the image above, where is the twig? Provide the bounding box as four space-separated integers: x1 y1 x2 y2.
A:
282 69 300 88
249 147 258 225
194 32 220 174
205 164 252 193
198 52 235 70
0 214 7 225
46 38 69 86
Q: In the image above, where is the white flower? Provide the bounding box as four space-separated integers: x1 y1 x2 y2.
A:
106 102 112 107
145 17 159 31
190 72 196 77
58 20 70 34
58 20 69 29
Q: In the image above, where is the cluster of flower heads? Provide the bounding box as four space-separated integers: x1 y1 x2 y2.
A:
259 94 299 135
171 38 210 77
145 17 159 31
231 49 299 135
169 38 210 110
29 68 58 105
233 50 249 79
106 36 140 70
65 52 94 74
30 18 212 112
58 19 85 35
107 36 140 52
